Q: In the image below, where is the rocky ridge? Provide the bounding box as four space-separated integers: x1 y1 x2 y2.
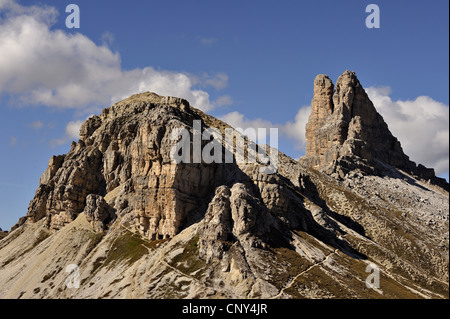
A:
0 73 448 299
0 228 7 240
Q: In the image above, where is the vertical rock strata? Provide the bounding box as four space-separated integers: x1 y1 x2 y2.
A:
303 70 447 189
19 93 226 238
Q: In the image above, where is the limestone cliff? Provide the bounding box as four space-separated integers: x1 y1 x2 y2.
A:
303 71 448 191
1 77 448 299
15 93 226 239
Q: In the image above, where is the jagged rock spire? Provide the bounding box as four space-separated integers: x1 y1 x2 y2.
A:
303 71 448 190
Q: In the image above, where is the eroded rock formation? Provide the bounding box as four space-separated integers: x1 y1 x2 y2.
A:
2 76 448 300
16 93 229 239
83 195 116 232
303 71 448 191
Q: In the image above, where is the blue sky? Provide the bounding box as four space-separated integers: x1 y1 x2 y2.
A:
0 0 448 230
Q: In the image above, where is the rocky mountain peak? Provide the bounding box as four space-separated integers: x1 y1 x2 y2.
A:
1 75 448 299
303 71 448 191
14 92 217 237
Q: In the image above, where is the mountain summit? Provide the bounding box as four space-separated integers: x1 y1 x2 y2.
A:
0 72 448 299
303 71 448 190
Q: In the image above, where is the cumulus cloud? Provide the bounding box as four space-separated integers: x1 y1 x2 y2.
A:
65 120 85 140
282 106 311 150
219 111 277 144
213 95 234 107
219 107 311 148
100 31 115 47
366 87 449 175
194 72 229 90
0 0 222 112
49 118 86 148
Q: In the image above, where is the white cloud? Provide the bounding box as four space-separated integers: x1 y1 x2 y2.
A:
0 1 220 112
194 72 229 90
282 106 311 150
219 111 277 144
49 118 87 148
213 95 234 107
65 120 84 140
28 120 43 130
366 87 449 175
100 31 115 47
48 137 67 148
220 105 311 146
220 111 276 131
219 108 311 149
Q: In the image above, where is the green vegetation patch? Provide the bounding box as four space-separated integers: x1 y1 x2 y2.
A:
286 265 346 299
168 235 206 278
264 245 313 291
147 238 171 250
102 230 150 269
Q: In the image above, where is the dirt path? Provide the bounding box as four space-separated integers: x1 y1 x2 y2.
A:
271 249 338 299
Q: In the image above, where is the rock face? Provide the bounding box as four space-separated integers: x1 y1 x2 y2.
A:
1 80 448 299
16 93 226 239
0 228 6 240
24 147 105 233
303 71 448 190
83 195 116 232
